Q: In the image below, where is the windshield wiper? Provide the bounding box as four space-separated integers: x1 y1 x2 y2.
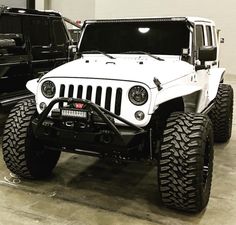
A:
80 50 115 59
122 51 164 61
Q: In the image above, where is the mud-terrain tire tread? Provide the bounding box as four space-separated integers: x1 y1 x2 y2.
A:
209 84 233 143
2 99 60 179
158 112 213 212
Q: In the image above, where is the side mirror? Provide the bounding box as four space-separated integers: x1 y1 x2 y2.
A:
0 33 25 49
198 46 217 62
68 44 78 61
0 38 16 49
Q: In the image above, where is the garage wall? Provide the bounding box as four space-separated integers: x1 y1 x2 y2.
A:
48 0 95 22
95 0 236 75
95 0 160 18
1 0 27 8
35 0 45 10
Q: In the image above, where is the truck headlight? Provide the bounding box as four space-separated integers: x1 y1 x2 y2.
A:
128 86 148 105
41 80 56 98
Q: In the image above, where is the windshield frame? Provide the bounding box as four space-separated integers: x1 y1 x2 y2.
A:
78 18 193 61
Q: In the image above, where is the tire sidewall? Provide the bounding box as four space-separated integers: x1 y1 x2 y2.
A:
2 99 60 179
157 112 214 212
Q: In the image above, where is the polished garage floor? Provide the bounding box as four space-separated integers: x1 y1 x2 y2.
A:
0 76 235 225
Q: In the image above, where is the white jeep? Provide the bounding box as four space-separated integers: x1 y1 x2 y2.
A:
2 17 233 213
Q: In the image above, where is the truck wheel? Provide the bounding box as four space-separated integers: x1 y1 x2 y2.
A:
209 84 234 142
2 99 61 179
157 112 213 212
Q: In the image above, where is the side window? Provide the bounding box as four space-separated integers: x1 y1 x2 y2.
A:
52 20 68 45
196 25 205 50
206 26 213 46
0 15 22 34
29 17 50 46
212 26 217 46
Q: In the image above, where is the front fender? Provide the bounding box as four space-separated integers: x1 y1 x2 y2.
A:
154 84 201 107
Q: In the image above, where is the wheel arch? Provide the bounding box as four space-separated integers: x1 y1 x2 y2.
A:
147 90 202 141
155 97 185 118
146 97 185 141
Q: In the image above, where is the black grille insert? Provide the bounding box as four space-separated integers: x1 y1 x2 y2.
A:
59 84 65 108
86 86 92 100
105 87 112 111
95 86 102 105
68 85 74 98
115 88 122 115
77 85 83 98
57 84 122 115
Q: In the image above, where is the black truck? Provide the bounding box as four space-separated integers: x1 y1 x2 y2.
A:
0 6 76 109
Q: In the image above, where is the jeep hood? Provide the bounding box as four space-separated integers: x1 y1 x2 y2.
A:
42 56 194 88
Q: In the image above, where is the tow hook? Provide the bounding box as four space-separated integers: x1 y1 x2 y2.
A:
65 121 74 128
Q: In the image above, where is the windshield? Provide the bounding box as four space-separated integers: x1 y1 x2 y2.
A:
79 21 190 55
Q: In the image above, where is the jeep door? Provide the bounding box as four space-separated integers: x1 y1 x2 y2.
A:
195 22 219 111
0 13 30 95
51 18 70 67
27 15 55 75
205 24 223 102
194 23 211 111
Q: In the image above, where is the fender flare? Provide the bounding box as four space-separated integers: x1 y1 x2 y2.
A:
154 84 202 107
208 68 226 102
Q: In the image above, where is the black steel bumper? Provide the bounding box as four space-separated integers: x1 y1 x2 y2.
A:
32 98 149 159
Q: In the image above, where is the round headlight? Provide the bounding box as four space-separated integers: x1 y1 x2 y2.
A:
128 86 148 106
41 80 56 98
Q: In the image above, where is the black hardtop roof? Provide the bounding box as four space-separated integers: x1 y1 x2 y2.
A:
0 5 61 17
82 17 196 29
84 17 188 25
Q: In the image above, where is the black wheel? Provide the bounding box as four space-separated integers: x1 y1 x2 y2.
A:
209 84 234 142
2 99 61 179
157 112 214 212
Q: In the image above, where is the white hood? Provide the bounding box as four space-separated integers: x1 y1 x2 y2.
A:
42 55 194 88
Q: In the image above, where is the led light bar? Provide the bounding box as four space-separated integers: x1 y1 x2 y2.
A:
61 109 87 118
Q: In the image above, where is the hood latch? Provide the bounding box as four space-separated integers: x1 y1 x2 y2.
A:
153 77 163 91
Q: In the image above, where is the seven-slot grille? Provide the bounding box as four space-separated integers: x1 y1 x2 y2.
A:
59 84 123 115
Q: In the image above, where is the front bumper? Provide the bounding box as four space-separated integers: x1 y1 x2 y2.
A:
32 98 149 159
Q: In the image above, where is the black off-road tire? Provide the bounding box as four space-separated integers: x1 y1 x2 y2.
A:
158 112 214 212
209 84 234 143
2 99 61 179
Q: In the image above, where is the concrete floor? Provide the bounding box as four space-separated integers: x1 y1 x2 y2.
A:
0 76 235 225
